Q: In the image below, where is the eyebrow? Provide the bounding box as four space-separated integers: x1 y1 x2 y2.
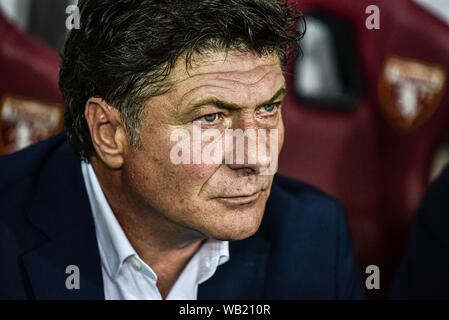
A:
187 87 287 113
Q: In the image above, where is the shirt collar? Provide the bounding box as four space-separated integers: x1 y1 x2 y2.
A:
81 161 230 282
196 239 230 284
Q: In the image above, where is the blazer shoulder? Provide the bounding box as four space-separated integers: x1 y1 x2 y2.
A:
0 132 70 225
263 174 348 246
271 173 345 219
0 132 68 191
259 174 363 299
418 164 449 231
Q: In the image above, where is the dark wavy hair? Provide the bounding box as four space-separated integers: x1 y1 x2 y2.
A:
59 0 305 160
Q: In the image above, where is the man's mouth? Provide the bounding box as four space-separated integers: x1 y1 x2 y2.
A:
213 190 263 206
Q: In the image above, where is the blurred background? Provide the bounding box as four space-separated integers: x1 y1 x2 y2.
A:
1 0 448 299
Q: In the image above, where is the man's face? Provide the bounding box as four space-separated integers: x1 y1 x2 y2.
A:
122 51 285 241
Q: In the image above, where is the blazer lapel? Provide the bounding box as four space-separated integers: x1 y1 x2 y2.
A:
22 229 104 300
22 139 104 299
198 235 271 299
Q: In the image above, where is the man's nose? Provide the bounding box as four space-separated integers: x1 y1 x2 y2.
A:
224 117 274 173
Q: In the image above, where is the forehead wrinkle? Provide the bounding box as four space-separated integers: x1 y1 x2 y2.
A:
171 84 234 116
179 80 285 114
163 52 283 115
164 50 282 96
180 83 235 106
178 68 284 106
168 51 281 84
171 63 281 90
215 67 281 89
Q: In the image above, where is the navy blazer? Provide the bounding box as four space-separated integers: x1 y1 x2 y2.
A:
390 164 449 299
0 133 363 299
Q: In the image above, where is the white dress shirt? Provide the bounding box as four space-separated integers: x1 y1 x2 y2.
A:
81 162 229 300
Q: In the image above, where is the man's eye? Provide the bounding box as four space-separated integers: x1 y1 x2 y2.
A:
262 103 278 113
201 113 219 123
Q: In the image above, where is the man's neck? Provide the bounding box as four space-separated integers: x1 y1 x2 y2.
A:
113 209 205 299
90 158 206 298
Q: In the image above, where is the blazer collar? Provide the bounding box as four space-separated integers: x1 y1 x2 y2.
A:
22 136 104 299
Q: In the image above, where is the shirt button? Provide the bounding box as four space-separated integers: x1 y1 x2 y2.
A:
131 258 142 271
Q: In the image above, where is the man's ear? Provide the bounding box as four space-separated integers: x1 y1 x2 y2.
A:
84 97 127 169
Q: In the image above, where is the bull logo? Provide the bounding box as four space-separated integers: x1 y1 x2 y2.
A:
0 95 63 155
378 55 446 132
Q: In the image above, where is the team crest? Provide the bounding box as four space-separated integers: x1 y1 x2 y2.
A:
0 95 64 155
378 56 446 132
